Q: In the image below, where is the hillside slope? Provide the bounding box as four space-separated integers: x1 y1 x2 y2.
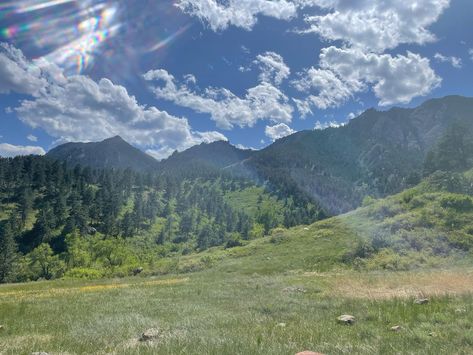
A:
47 136 159 171
240 95 473 215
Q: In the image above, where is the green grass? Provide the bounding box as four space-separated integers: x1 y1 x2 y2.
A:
2 171 473 354
1 267 473 354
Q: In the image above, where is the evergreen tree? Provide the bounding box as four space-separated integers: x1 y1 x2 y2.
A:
0 219 17 283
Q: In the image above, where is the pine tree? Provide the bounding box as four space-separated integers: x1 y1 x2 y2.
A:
0 219 17 283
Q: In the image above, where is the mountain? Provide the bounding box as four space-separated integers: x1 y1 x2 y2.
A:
158 140 255 173
46 136 159 171
46 96 473 217
237 95 473 215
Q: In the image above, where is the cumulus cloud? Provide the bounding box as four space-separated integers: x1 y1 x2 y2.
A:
265 123 295 141
144 63 293 129
314 120 344 130
0 143 46 157
0 43 46 95
2 44 225 160
298 0 450 52
293 47 441 115
434 53 462 68
175 0 298 31
254 52 290 85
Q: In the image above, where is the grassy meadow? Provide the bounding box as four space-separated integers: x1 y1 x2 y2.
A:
1 265 473 354
2 172 473 354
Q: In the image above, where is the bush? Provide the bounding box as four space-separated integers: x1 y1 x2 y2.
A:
225 236 243 249
440 194 473 211
64 268 104 280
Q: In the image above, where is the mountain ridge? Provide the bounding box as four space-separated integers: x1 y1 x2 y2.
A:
46 95 473 216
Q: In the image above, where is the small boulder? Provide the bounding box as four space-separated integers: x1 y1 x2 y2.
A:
296 351 324 355
390 325 402 332
139 328 161 342
277 322 286 327
337 314 355 325
414 298 429 305
0 325 4 331
133 267 144 276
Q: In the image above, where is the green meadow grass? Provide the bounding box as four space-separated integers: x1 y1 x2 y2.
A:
1 262 473 354
2 180 473 354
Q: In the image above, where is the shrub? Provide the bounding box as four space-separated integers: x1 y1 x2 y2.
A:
64 268 104 280
440 194 473 211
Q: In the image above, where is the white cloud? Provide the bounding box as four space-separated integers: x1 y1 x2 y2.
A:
235 143 257 150
175 0 298 31
144 66 293 130
298 0 450 52
27 134 38 142
314 120 343 130
0 143 46 157
265 123 295 141
2 44 225 160
293 47 441 114
254 52 290 85
0 43 46 95
434 53 462 68
469 49 473 61
346 110 362 121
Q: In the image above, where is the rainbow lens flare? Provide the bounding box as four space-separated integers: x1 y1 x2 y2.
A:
0 0 120 74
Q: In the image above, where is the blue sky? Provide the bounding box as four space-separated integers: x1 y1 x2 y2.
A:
0 0 472 159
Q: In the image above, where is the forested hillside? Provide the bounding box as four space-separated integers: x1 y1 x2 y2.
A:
239 96 473 214
0 156 321 283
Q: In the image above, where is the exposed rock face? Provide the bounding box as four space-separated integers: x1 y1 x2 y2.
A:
337 314 355 325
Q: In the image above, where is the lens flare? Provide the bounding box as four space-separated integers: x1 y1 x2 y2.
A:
14 0 76 14
0 0 192 78
148 24 192 53
0 0 120 74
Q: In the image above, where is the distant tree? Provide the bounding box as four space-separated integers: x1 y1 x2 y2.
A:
29 243 65 280
0 219 17 283
424 122 473 175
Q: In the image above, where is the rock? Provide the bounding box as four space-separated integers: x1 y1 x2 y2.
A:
31 353 49 355
303 227 310 231
277 322 286 327
337 314 355 325
283 286 306 293
414 298 429 305
133 267 144 276
295 351 324 355
390 325 402 332
0 325 4 331
139 328 161 342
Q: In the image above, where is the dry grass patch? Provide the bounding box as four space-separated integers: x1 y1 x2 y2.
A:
0 277 189 301
318 268 473 299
